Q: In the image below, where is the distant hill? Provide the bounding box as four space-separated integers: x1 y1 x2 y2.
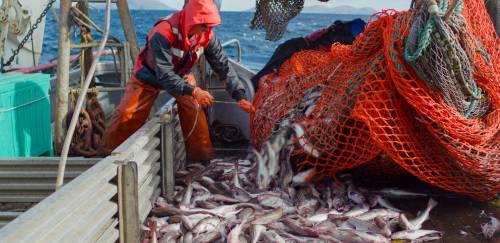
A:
56 0 176 10
242 5 376 15
127 0 175 10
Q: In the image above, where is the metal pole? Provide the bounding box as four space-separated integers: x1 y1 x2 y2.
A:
116 0 139 64
54 0 72 153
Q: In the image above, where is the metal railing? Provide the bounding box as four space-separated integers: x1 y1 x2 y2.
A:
0 99 185 242
222 39 242 63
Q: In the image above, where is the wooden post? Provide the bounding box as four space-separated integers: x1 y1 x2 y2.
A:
54 0 73 153
116 0 139 64
118 161 140 243
160 120 175 201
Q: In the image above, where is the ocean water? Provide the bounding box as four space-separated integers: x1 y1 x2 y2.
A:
41 10 368 71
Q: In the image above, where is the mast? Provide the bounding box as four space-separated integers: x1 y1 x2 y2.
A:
54 0 72 153
117 0 139 63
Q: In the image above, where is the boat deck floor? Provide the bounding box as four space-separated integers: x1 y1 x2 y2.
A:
212 140 499 243
390 190 499 242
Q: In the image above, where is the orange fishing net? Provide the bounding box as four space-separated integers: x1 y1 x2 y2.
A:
251 0 499 200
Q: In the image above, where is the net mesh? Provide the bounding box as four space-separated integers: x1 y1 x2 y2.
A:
251 0 499 200
251 0 306 41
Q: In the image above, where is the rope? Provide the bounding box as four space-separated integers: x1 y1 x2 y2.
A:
56 0 112 190
403 0 488 119
0 95 49 113
404 0 448 62
184 99 200 141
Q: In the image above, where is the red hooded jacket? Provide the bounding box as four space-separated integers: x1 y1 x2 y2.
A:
133 0 245 101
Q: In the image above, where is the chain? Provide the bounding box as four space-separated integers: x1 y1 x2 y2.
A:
1 0 57 71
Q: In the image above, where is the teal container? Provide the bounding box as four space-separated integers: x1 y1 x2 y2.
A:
0 73 53 157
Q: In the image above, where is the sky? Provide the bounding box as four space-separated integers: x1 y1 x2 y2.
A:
167 0 413 11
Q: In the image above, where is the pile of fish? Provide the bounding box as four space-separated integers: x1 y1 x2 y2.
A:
140 157 443 243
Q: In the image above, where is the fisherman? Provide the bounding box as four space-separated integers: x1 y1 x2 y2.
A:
99 0 255 160
251 18 367 89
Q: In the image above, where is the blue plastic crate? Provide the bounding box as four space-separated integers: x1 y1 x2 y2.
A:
0 73 53 157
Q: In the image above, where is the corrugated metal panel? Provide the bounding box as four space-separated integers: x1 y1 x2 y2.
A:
0 158 99 203
113 106 166 225
0 99 181 242
96 219 119 243
0 157 119 243
0 212 21 228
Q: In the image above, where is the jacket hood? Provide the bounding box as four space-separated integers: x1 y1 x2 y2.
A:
181 0 222 35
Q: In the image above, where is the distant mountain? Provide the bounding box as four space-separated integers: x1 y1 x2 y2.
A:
302 5 376 15
56 0 176 10
243 7 255 12
127 0 175 10
242 5 375 15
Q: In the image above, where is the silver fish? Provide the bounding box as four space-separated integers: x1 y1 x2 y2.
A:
391 229 442 240
307 209 342 223
297 198 319 217
192 181 210 193
343 218 385 234
374 216 392 237
254 149 270 190
292 168 315 184
339 229 390 243
277 230 324 243
262 230 286 243
238 207 256 221
355 209 400 221
250 224 266 243
378 188 427 198
344 203 370 217
282 218 319 237
481 216 500 240
278 147 294 188
186 213 210 227
326 229 367 243
155 197 169 208
233 161 243 189
347 184 366 204
159 223 182 242
192 216 221 236
407 197 438 230
251 208 283 225
264 142 279 177
315 220 338 234
257 194 294 212
180 179 193 210
374 195 401 212
193 220 227 243
195 200 219 209
182 231 193 243
210 194 241 204
413 235 443 242
227 220 247 243
180 215 193 230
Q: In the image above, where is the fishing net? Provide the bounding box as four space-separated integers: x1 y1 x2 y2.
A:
251 0 499 200
251 0 332 41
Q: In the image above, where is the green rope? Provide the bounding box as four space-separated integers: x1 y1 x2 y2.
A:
464 82 481 118
404 0 450 62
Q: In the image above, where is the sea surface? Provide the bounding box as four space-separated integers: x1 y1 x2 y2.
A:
41 10 368 71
